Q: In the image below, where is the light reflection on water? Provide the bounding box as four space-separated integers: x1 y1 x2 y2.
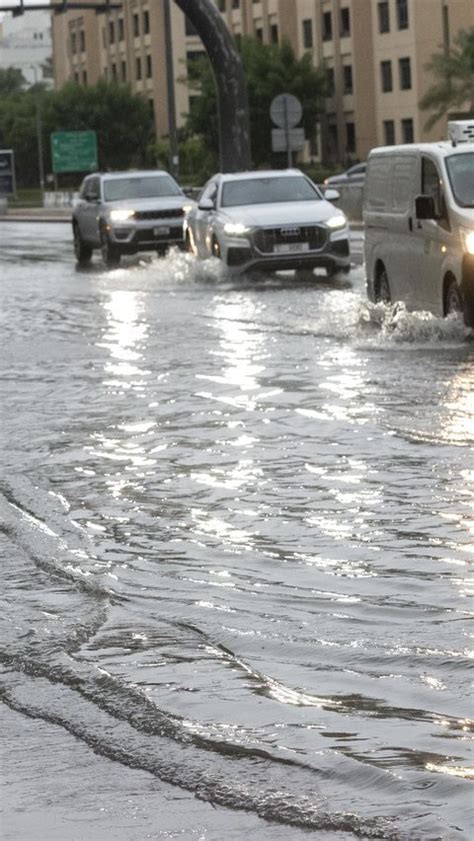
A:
1 241 473 839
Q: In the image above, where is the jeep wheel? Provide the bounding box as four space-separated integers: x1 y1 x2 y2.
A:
100 229 120 268
73 224 92 265
444 279 463 317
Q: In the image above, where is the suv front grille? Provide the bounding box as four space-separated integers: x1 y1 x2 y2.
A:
252 225 327 253
135 208 185 220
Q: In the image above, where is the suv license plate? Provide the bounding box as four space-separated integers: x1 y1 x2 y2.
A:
153 226 170 236
274 242 310 253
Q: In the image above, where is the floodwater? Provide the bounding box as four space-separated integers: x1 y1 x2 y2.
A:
1 222 473 841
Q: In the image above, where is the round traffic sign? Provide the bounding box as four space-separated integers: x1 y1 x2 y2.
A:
270 93 303 128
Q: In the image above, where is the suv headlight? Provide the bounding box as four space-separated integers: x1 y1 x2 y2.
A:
223 222 251 236
110 209 136 222
326 214 347 230
461 229 474 255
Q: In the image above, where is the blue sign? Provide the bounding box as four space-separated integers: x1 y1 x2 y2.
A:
0 149 15 195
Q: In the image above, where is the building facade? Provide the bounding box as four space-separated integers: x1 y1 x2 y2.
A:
52 0 474 165
0 9 53 87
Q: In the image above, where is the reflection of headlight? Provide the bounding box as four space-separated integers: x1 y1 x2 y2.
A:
326 214 347 229
461 229 474 255
223 222 251 236
110 209 136 222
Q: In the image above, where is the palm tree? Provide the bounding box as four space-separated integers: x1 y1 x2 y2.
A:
420 27 474 129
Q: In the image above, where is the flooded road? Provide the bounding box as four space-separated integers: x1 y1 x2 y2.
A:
1 222 473 840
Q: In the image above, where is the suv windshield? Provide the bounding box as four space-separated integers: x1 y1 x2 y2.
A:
221 176 321 207
104 175 182 201
446 153 474 207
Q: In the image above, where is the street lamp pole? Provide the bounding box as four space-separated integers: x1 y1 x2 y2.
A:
28 64 45 204
163 0 179 178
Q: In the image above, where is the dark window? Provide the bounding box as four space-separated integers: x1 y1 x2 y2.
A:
328 123 338 155
346 122 356 153
422 156 443 215
146 54 152 77
383 119 395 144
133 13 139 37
234 32 241 48
343 65 353 94
302 19 313 49
121 60 127 81
111 62 117 81
143 10 150 34
71 32 76 53
340 7 350 37
232 0 240 8
396 0 409 30
187 49 206 67
217 0 226 10
378 1 390 32
326 67 335 96
118 18 124 40
270 24 278 44
442 4 450 49
185 15 197 35
82 69 87 85
322 11 332 41
401 117 414 143
399 57 411 90
136 56 142 80
381 60 392 92
109 21 114 44
79 30 85 52
255 27 263 41
74 71 79 83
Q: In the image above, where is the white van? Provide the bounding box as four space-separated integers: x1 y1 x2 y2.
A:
363 121 474 326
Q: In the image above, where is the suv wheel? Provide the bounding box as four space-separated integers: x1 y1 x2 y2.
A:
73 224 92 265
100 228 120 268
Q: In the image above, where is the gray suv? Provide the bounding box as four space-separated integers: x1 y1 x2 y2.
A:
72 170 194 267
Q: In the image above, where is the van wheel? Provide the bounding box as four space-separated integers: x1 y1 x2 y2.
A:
444 279 463 317
73 224 92 265
376 267 391 303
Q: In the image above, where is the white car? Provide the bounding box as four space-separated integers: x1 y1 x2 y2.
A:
184 169 350 276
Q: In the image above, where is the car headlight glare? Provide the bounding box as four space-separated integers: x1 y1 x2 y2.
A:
182 204 194 214
326 214 347 229
110 209 136 222
223 222 251 236
462 230 474 255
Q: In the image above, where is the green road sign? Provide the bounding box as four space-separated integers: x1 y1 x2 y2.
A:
51 131 98 174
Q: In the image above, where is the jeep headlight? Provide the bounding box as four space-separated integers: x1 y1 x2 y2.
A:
223 222 251 236
326 214 347 230
110 209 136 222
461 229 474 255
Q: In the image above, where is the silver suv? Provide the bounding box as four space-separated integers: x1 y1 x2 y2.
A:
72 170 194 267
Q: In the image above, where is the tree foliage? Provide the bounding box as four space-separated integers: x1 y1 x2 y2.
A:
185 36 328 168
420 27 474 129
0 81 154 186
0 67 27 95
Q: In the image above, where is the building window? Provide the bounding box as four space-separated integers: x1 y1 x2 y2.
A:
133 13 139 37
340 7 350 37
111 62 117 81
136 56 142 80
109 21 114 44
143 10 150 34
346 122 355 153
378 1 390 33
217 0 226 10
255 27 263 41
322 11 332 41
396 0 409 30
380 60 392 92
234 32 241 48
383 119 395 144
343 65 353 94
328 123 338 156
326 67 335 97
71 32 76 53
82 69 87 85
74 71 79 83
185 15 197 36
146 54 152 77
118 18 124 40
121 60 127 81
232 0 240 8
270 24 278 44
401 118 414 143
302 19 313 49
399 57 411 90
79 30 85 52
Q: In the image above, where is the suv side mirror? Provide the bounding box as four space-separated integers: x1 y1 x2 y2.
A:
324 188 340 203
415 194 436 219
198 197 215 211
86 191 100 203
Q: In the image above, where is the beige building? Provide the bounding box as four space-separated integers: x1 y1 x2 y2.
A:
52 0 474 165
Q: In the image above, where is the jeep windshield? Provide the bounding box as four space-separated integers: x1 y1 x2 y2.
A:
104 175 182 201
446 153 474 208
221 176 321 208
